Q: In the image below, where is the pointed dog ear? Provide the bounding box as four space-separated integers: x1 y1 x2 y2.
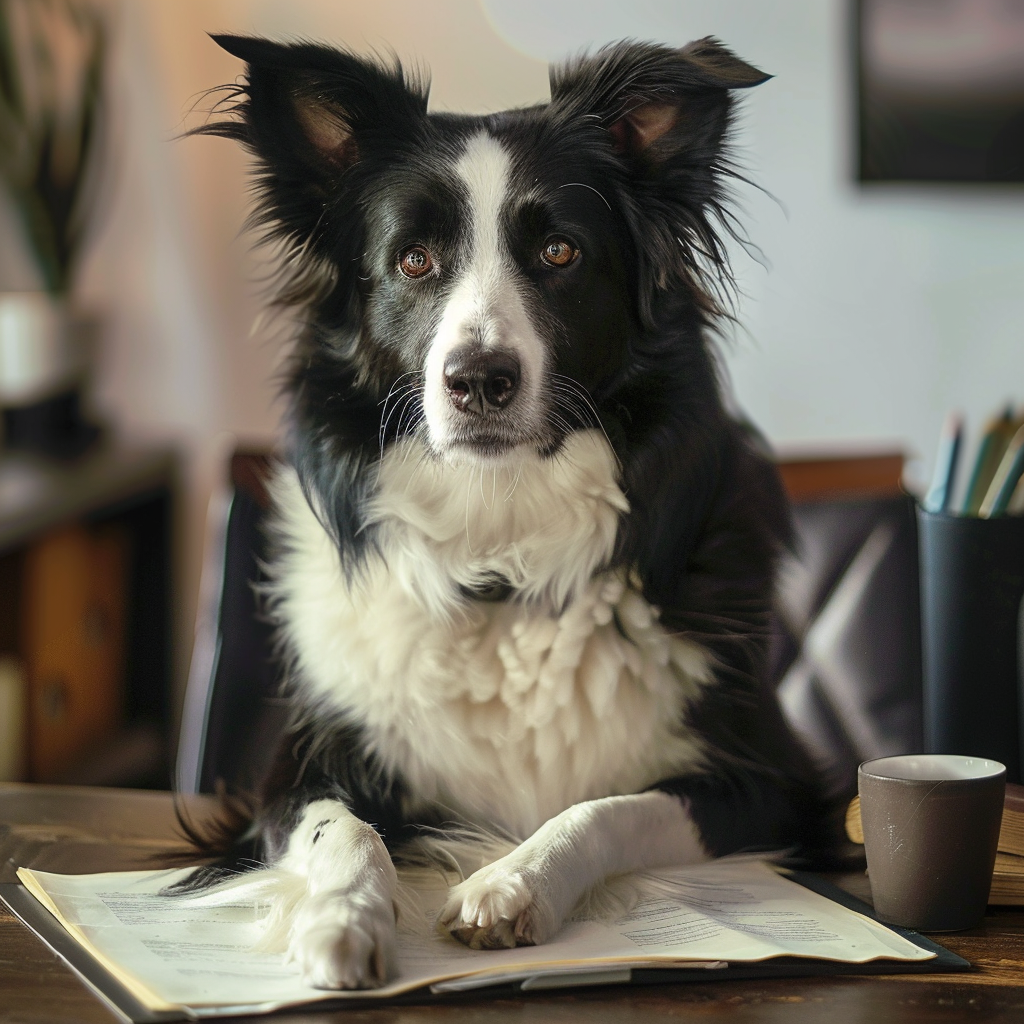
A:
549 39 770 318
551 38 768 168
196 36 429 242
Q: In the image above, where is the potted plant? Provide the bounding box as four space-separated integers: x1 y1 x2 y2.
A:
0 0 104 456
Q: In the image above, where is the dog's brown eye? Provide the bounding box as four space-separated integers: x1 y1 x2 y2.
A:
541 239 579 268
399 246 433 278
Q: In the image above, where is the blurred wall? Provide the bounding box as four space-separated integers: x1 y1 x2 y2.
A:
4 0 1021 730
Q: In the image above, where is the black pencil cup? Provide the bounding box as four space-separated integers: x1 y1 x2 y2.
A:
918 509 1024 782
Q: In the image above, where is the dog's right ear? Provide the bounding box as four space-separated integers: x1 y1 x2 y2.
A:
550 39 769 320
195 36 429 243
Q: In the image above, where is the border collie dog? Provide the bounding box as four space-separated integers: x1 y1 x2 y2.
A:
186 35 826 989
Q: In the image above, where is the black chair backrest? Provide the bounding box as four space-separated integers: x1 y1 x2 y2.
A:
176 453 287 796
773 491 923 801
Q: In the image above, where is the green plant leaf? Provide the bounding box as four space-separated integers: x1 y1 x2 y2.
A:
0 0 106 294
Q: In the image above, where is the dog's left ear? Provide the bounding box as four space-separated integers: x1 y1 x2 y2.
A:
551 38 768 171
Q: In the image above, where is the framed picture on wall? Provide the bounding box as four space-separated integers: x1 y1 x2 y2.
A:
857 0 1024 182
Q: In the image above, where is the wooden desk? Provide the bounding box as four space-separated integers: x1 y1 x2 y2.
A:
4 784 1024 1023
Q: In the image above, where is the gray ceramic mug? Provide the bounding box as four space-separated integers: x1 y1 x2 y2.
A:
858 754 1005 932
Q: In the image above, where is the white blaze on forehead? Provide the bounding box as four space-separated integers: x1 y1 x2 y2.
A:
455 131 511 310
422 131 547 455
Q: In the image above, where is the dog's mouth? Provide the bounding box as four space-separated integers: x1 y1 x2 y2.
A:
441 420 555 460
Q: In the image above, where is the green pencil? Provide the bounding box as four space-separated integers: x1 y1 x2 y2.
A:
980 424 1024 518
962 405 1017 515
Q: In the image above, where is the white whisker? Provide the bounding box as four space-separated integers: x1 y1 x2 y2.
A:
558 182 612 211
549 374 620 473
503 459 523 501
379 375 425 458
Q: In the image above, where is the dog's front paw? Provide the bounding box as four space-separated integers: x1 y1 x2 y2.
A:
438 860 558 950
288 889 397 990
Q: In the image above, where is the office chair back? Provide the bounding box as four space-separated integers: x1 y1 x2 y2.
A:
176 453 286 795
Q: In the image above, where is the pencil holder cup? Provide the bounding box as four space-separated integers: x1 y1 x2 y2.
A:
918 509 1024 783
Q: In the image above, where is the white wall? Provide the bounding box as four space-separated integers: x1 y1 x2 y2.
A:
4 0 1021 718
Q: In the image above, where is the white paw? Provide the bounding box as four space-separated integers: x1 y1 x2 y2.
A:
437 859 558 950
288 889 397 990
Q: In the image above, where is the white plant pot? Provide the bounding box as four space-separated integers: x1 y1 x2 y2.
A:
0 292 85 407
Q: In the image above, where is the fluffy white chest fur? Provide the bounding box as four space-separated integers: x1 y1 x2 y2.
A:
270 430 711 839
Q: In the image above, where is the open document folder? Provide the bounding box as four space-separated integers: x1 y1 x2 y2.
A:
3 859 965 1021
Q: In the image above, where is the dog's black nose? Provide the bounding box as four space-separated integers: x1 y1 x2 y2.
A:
443 347 521 415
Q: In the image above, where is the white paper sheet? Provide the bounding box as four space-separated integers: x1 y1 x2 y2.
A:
18 858 933 1015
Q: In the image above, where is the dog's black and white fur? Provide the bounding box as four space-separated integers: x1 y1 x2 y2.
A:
183 34 830 990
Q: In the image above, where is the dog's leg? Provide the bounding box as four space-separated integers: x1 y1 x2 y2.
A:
438 791 706 949
276 798 398 989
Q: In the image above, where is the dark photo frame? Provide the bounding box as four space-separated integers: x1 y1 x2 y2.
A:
856 0 1024 183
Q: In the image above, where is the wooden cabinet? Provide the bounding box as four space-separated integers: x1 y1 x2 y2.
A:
23 522 128 781
0 446 175 787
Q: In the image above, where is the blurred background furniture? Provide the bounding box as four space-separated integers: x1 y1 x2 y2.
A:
176 450 283 796
177 448 923 804
773 451 922 802
0 445 176 789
